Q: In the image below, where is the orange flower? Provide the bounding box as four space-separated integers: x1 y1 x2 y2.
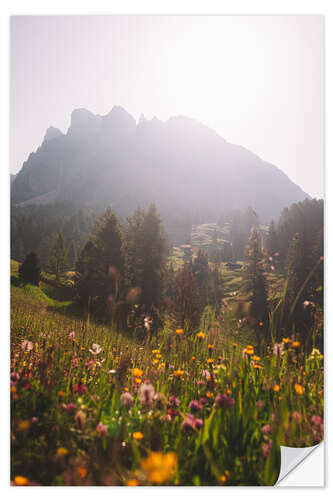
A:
175 329 184 335
197 332 205 340
14 476 28 486
78 466 87 479
132 368 143 378
57 447 69 456
282 337 291 344
206 391 214 398
174 369 184 377
133 431 144 441
207 358 214 365
292 341 301 348
141 451 177 484
295 384 304 395
273 384 280 392
127 479 139 486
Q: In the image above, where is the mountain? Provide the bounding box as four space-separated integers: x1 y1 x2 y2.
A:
11 106 309 222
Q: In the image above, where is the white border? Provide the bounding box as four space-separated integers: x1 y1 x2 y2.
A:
1 1 331 498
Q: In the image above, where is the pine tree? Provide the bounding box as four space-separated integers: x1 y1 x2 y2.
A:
49 232 67 279
173 264 201 335
242 229 269 346
19 252 41 286
75 208 125 325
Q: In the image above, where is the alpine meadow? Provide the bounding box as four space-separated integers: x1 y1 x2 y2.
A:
10 16 324 487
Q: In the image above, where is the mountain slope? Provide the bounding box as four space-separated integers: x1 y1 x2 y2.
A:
11 106 309 221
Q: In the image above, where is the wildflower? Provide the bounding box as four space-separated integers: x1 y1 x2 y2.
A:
152 349 160 354
293 411 301 423
63 403 76 413
261 424 272 434
176 328 184 335
202 369 211 380
197 332 205 340
192 356 196 361
31 416 39 424
208 344 214 353
58 390 65 398
252 355 261 362
215 394 235 410
220 474 227 484
173 369 184 378
262 440 273 458
292 341 301 348
282 337 291 345
96 422 108 437
311 415 323 427
69 331 75 340
89 343 102 355
132 368 143 378
207 358 214 366
273 384 280 393
189 400 203 413
309 348 323 360
273 343 284 357
168 395 180 407
182 414 203 432
74 382 87 395
127 479 139 486
141 451 177 484
78 466 87 479
10 372 20 385
14 476 29 486
17 420 30 431
294 384 304 395
233 343 238 348
120 392 134 408
199 397 209 406
138 382 155 407
206 391 214 399
57 447 69 456
133 431 144 441
21 340 33 352
259 321 263 327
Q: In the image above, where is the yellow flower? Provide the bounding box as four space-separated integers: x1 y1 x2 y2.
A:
273 384 280 392
208 344 214 350
132 368 143 378
295 384 304 395
176 329 184 335
197 332 205 340
58 390 65 398
14 475 28 486
133 431 144 441
174 369 184 377
245 345 254 355
57 447 69 456
232 343 238 348
282 337 291 344
226 389 232 396
135 378 142 384
207 358 214 365
141 451 177 484
152 349 160 354
206 391 214 398
292 341 301 348
17 420 30 431
127 479 139 486
253 364 262 370
220 474 227 483
252 355 261 361
155 353 162 359
153 359 159 365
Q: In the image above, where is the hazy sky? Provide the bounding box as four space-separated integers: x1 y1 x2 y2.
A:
11 15 324 198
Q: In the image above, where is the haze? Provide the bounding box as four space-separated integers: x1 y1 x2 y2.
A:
10 15 324 198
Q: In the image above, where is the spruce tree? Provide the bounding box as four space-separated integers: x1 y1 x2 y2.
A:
19 252 41 286
242 228 269 346
173 264 201 335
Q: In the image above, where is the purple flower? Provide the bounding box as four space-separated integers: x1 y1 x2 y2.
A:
120 392 134 408
293 411 301 423
138 382 155 407
63 403 76 413
168 395 180 407
262 440 273 458
215 394 235 410
182 414 203 432
189 400 203 413
199 397 209 406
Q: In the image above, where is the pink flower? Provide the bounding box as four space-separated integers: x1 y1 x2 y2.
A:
168 396 180 407
63 403 76 413
74 382 87 394
10 372 20 385
182 414 203 431
120 392 134 408
293 411 301 423
262 440 273 458
189 400 203 413
138 382 155 407
96 422 108 437
261 424 272 434
68 331 75 339
21 340 33 352
215 394 235 410
311 415 323 427
273 343 283 357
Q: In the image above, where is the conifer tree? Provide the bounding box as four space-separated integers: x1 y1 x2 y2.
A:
49 232 67 279
19 252 41 286
242 229 269 345
173 264 201 335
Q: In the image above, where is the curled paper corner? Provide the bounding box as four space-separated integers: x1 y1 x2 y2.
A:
276 442 324 486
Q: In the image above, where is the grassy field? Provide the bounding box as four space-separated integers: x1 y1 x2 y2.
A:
10 261 323 486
